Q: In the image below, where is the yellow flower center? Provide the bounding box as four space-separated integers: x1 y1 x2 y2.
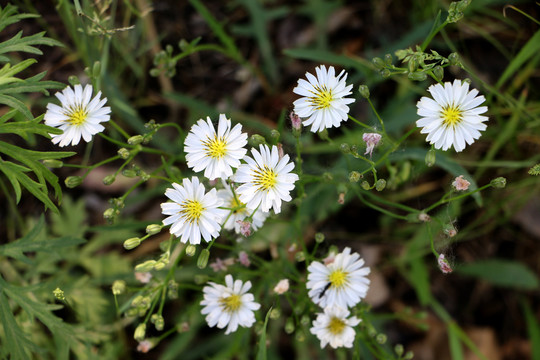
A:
253 165 277 192
230 196 246 214
67 107 88 126
328 269 347 288
310 86 333 110
179 200 204 224
220 294 241 313
327 316 346 335
203 136 227 159
441 105 463 128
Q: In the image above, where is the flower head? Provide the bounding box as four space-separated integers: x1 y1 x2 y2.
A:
200 274 261 335
234 144 299 214
416 79 488 152
363 133 382 158
161 177 227 244
310 306 361 349
307 247 370 309
44 84 110 147
293 65 355 132
273 279 290 295
452 175 470 191
216 183 269 234
184 114 248 180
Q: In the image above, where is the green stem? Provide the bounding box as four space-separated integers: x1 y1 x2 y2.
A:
366 98 386 134
422 184 491 213
108 119 130 139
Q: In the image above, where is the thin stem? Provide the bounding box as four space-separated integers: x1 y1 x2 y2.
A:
108 119 130 139
366 98 386 134
422 184 491 213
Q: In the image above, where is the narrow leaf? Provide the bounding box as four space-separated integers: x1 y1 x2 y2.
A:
458 260 539 289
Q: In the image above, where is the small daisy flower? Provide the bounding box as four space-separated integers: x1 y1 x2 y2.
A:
452 175 470 191
161 177 227 245
416 79 488 152
307 247 370 309
217 183 269 234
310 306 361 349
293 65 355 132
234 144 299 214
44 84 111 147
200 274 261 335
184 114 248 180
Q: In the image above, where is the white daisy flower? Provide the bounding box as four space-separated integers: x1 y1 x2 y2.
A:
293 65 355 132
184 114 248 180
416 79 488 152
217 182 269 234
44 84 111 147
234 144 299 214
200 274 261 335
307 247 370 309
310 306 361 349
161 177 227 245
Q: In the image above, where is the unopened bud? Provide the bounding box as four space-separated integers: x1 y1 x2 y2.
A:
294 251 305 262
146 224 162 235
358 84 370 99
433 66 444 82
315 232 325 243
425 149 436 167
154 261 166 271
300 315 310 326
118 148 130 159
361 181 370 190
103 175 116 185
438 254 453 274
197 249 210 269
372 57 385 69
65 176 83 188
249 134 266 147
128 135 144 145
135 260 156 272
418 213 431 222
53 287 65 300
285 318 295 334
185 245 197 257
448 52 460 66
408 71 427 81
43 159 63 168
290 111 302 136
269 308 281 319
376 334 387 344
349 171 361 183
122 169 138 178
340 143 351 154
134 323 146 341
443 224 457 237
295 330 306 342
270 129 280 142
124 237 141 250
338 192 345 204
380 69 391 78
490 177 506 189
112 280 126 295
103 208 116 220
395 344 404 356
404 351 414 359
375 179 386 191
151 314 165 331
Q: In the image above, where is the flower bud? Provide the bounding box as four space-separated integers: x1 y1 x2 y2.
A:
197 249 210 269
249 134 266 147
425 149 436 167
361 181 370 190
380 69 391 78
375 179 386 191
340 143 351 154
122 169 138 178
300 315 310 326
43 159 63 168
349 171 361 183
270 129 280 142
490 177 506 189
418 213 431 222
295 330 305 342
167 280 179 299
65 176 83 188
408 71 427 81
448 52 460 66
154 261 166 271
290 111 302 136
384 53 393 65
134 323 146 342
395 344 404 356
118 148 130 159
145 224 162 235
151 314 165 331
294 251 305 262
438 254 453 274
404 351 414 360
372 57 385 69
285 318 295 334
376 334 387 344
128 135 144 145
103 208 116 220
433 65 444 82
124 237 141 250
53 287 65 301
103 175 116 185
358 85 370 99
315 232 325 243
185 245 197 257
112 280 126 295
269 308 281 319
135 260 156 272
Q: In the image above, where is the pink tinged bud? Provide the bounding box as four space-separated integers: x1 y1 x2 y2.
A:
338 192 345 204
452 175 470 191
273 279 290 295
236 220 251 237
137 340 153 353
323 252 336 265
438 254 453 274
277 143 284 160
135 272 153 284
363 133 382 158
238 251 250 267
290 111 302 131
418 213 431 222
209 258 228 272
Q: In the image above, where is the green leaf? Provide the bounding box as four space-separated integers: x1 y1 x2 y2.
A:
0 93 33 120
0 160 29 203
496 30 540 89
0 291 35 360
0 31 63 57
256 307 272 360
458 260 539 289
